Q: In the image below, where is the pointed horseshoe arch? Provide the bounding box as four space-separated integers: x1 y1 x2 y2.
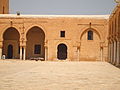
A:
25 25 46 41
80 28 102 41
26 26 45 59
3 27 20 59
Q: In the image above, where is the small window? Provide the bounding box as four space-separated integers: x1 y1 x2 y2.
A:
88 30 93 40
60 31 65 37
34 45 41 54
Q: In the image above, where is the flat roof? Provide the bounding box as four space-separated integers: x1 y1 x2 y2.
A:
0 14 109 19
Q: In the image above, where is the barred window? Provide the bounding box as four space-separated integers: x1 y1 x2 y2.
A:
88 30 93 40
60 31 65 37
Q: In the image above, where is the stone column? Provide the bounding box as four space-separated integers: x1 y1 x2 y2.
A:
110 43 112 63
45 46 48 61
111 42 113 64
100 47 103 61
77 49 80 61
20 46 22 60
113 41 117 64
23 46 26 60
116 41 120 66
0 47 2 59
109 43 111 62
77 47 80 61
0 41 3 59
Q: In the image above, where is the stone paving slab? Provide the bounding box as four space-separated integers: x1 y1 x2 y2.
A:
0 60 120 90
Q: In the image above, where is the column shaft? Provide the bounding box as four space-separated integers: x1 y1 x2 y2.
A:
20 46 22 60
109 44 111 62
101 48 103 61
111 43 113 64
23 47 26 60
45 47 48 61
0 47 2 59
116 41 120 66
113 41 117 64
77 49 80 61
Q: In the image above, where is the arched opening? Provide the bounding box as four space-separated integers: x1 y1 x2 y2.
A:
3 27 20 59
7 44 13 59
80 29 101 61
57 44 67 60
26 26 45 59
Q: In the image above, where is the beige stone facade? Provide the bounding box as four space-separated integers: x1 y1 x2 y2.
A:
108 3 120 66
0 0 110 61
0 15 109 61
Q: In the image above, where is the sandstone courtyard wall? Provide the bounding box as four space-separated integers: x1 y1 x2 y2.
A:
0 15 109 61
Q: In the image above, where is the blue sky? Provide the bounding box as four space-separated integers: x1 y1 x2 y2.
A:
10 0 117 15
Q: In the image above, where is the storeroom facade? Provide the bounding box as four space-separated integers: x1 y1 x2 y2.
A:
0 15 109 61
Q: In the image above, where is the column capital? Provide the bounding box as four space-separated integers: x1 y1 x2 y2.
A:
75 41 81 47
45 46 48 49
44 40 48 48
100 41 104 48
77 46 80 50
20 40 26 47
23 46 26 60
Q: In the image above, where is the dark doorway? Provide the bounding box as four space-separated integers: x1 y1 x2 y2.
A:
7 45 13 59
57 44 67 60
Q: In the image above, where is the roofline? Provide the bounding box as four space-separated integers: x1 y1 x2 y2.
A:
0 14 109 19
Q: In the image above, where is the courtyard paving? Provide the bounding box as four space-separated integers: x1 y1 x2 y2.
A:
0 60 120 90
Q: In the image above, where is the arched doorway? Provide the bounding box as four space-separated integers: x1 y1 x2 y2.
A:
7 45 13 59
3 27 20 59
57 44 67 60
26 26 45 59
